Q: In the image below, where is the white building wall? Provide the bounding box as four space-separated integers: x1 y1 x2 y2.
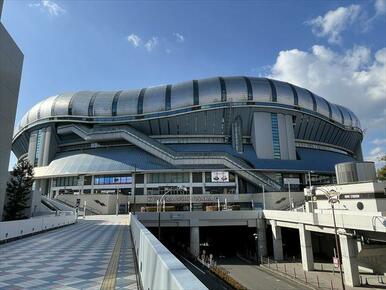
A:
251 112 273 159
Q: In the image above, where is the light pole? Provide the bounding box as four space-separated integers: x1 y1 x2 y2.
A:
158 186 187 240
132 164 137 214
115 177 119 216
320 188 345 290
261 184 266 210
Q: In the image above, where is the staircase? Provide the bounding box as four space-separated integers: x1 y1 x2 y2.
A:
58 124 284 191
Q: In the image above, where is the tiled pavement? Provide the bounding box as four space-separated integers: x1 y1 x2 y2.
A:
0 215 138 290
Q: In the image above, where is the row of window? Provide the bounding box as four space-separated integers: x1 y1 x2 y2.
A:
147 173 190 184
271 113 281 159
94 175 132 185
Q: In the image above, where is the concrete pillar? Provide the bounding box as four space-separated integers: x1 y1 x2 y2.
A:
340 234 360 287
27 131 38 165
42 127 52 166
271 221 283 260
299 224 314 271
257 219 267 257
190 226 200 258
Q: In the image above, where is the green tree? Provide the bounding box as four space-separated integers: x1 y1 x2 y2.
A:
377 155 386 181
3 159 34 221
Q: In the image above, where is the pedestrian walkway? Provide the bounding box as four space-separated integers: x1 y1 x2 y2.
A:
0 215 138 290
261 259 386 290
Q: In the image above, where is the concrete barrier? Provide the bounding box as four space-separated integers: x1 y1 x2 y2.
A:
130 214 207 290
0 212 77 242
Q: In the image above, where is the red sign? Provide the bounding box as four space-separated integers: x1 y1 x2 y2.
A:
333 257 340 268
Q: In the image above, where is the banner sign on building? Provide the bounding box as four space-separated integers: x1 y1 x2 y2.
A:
283 178 300 185
211 171 229 183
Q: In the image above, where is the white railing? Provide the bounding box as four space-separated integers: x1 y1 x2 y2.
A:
130 214 207 290
0 212 77 242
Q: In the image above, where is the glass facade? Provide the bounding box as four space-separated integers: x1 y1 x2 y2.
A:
54 176 79 187
271 113 281 159
94 175 132 185
147 172 189 184
34 129 43 166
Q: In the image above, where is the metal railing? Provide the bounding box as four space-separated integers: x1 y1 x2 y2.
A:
260 257 386 289
61 124 284 191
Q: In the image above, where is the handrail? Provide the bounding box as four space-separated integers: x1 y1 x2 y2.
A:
59 124 284 191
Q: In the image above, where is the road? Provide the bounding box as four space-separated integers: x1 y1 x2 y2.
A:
173 252 231 290
218 257 309 290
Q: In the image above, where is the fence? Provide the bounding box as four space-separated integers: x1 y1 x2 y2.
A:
130 214 207 290
260 257 386 289
0 212 77 242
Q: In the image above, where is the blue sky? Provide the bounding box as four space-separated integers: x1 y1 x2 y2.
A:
2 0 386 169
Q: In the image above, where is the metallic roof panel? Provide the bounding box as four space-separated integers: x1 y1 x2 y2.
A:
330 103 344 123
198 77 222 104
295 85 314 111
249 78 271 102
314 94 330 118
223 76 248 102
70 91 95 116
274 80 295 106
39 96 57 120
52 93 75 116
93 91 117 116
116 89 141 116
171 80 194 110
14 76 362 135
143 85 167 114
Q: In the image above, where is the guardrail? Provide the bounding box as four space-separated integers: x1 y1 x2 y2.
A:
0 212 77 242
129 214 208 290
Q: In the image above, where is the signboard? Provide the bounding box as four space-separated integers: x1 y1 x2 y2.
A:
211 172 229 183
333 257 340 268
283 178 300 185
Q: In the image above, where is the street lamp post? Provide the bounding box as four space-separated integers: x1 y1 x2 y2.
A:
158 186 187 240
320 188 346 290
115 177 119 216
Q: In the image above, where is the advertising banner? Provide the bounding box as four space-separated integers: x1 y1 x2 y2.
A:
211 171 229 183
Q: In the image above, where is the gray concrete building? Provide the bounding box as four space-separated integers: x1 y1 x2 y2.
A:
12 75 363 215
0 0 24 220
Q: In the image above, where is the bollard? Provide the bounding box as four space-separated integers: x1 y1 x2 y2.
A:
276 261 278 270
332 265 335 275
316 275 320 288
284 264 287 274
268 257 270 268
365 277 369 285
293 268 296 279
360 276 362 285
330 280 333 290
321 263 323 271
304 271 307 284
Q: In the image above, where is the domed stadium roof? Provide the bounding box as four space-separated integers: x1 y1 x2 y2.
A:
16 76 361 135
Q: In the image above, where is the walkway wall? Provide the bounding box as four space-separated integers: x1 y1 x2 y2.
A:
130 214 207 290
0 212 76 241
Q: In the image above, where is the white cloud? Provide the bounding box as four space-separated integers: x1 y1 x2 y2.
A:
144 37 158 52
269 45 386 130
375 0 386 15
127 34 141 47
28 0 66 16
173 32 185 43
306 5 361 44
372 138 386 146
366 145 386 168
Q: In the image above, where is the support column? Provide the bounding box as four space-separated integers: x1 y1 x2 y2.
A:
340 234 360 287
190 226 200 258
257 219 267 257
271 221 283 261
299 224 314 271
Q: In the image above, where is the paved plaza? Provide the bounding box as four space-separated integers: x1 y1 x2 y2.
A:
0 215 138 290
